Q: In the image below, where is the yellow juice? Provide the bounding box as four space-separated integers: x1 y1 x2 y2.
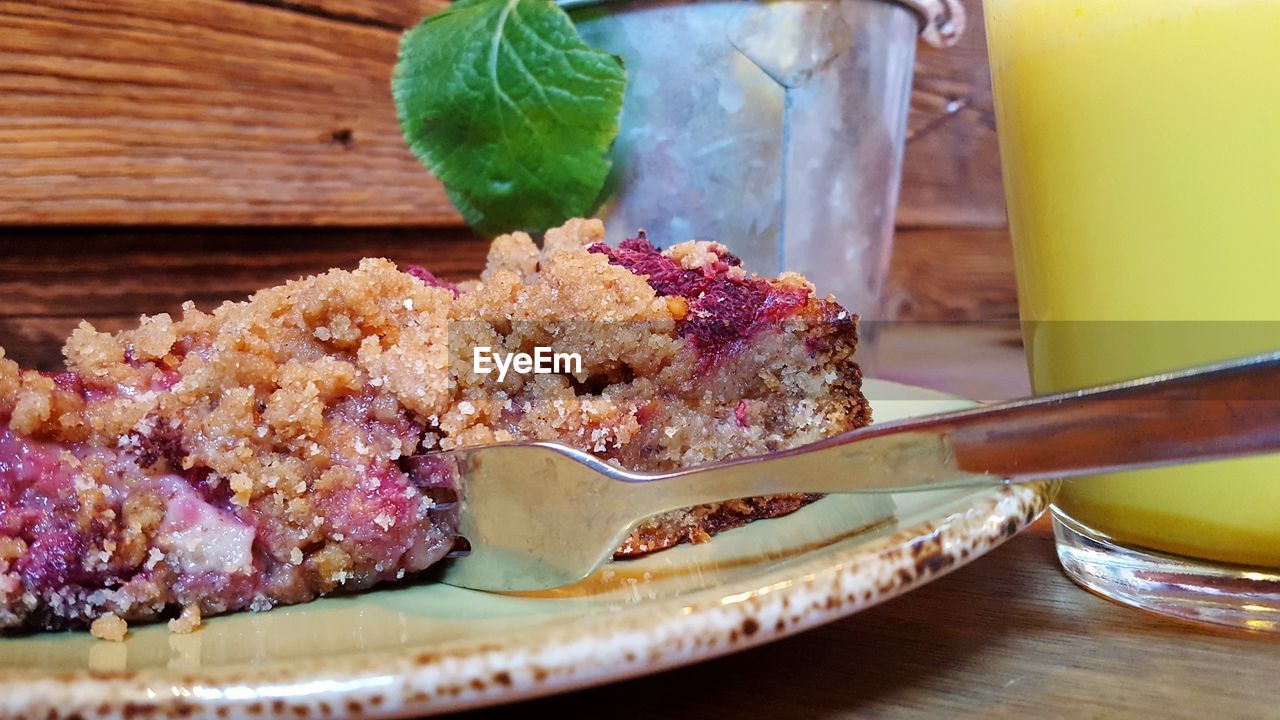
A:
985 0 1280 566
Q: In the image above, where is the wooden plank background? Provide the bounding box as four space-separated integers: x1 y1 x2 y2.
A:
0 0 1005 228
0 0 1017 370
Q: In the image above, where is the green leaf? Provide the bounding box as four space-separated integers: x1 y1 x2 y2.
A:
392 0 626 236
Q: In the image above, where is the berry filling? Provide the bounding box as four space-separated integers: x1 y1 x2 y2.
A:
402 265 461 297
589 234 811 367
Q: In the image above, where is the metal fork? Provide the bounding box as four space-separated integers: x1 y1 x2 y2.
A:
406 351 1280 592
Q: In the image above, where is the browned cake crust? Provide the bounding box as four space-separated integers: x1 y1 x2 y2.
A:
0 219 869 633
616 494 827 557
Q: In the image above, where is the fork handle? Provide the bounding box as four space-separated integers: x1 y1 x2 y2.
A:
623 350 1280 513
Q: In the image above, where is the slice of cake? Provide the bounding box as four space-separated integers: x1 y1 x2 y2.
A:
0 219 869 634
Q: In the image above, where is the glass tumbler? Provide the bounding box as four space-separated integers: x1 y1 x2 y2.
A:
985 0 1280 629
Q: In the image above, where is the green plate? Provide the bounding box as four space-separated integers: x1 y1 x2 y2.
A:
0 380 1053 719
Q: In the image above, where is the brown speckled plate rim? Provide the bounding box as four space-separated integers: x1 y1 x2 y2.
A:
0 385 1055 720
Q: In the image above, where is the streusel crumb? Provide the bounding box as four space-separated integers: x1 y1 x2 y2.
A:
90 613 127 642
168 604 202 634
482 231 539 283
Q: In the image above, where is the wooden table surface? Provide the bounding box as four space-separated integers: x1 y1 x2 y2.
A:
1 231 1276 719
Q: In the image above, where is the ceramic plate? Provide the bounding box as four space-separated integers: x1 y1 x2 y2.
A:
0 380 1053 719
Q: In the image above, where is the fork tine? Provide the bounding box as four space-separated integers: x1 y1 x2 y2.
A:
407 444 649 592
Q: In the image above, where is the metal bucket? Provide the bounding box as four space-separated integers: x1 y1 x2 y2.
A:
562 0 963 362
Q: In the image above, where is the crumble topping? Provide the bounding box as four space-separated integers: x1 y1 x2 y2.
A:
90 613 127 642
167 603 202 634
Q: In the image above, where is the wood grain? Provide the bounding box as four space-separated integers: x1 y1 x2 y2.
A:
899 0 1007 229
271 0 447 28
0 0 457 225
0 226 485 315
0 226 487 368
885 227 1018 322
0 224 1015 370
0 0 1004 228
875 321 1027 402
